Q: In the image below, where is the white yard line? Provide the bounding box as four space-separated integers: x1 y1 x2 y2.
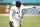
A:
0 14 9 16
0 14 40 16
24 14 40 16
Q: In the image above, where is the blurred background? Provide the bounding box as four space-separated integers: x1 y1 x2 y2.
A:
0 0 40 15
0 0 40 27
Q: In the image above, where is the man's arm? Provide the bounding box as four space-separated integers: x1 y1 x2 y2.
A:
22 5 36 9
9 9 13 21
9 8 14 27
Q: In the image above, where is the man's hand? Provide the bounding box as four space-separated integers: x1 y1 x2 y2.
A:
9 21 14 27
33 6 36 8
9 21 13 25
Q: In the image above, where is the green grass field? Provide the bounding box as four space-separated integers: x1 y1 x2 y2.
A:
0 16 40 27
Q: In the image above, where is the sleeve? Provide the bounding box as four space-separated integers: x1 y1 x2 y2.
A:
22 6 33 9
9 8 13 21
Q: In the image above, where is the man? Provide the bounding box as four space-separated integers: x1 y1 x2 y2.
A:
6 4 9 14
9 1 36 27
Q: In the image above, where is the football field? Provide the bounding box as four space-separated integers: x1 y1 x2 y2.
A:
0 16 40 27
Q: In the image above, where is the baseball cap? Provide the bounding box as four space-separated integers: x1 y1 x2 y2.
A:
16 1 21 4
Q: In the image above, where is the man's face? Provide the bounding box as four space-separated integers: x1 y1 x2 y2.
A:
16 3 21 7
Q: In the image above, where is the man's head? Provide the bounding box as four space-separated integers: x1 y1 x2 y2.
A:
16 1 21 7
21 3 24 5
6 4 8 6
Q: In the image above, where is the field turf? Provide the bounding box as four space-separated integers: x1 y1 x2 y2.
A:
0 16 40 27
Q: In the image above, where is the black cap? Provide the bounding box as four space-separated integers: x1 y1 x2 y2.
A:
16 1 21 4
